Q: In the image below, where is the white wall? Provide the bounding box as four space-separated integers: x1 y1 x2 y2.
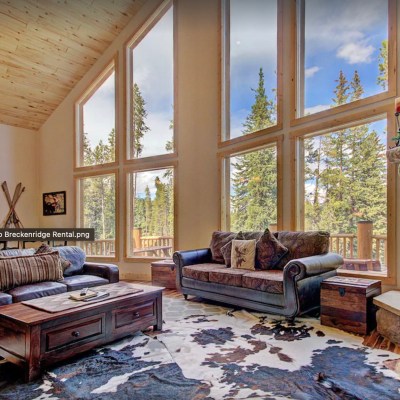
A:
0 123 39 230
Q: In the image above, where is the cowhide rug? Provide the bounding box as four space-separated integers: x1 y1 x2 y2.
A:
0 309 400 399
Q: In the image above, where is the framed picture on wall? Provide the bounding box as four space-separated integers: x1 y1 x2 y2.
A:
43 191 66 216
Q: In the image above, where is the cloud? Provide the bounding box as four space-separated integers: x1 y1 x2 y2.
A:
304 104 330 116
305 66 320 78
134 168 171 199
336 41 375 64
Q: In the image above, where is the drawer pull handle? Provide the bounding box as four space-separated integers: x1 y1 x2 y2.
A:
133 312 140 318
71 331 80 337
339 288 346 297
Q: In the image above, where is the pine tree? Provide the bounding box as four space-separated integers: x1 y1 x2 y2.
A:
231 67 277 231
132 83 150 158
377 39 388 90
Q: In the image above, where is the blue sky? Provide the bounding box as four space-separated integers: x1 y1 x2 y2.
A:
229 0 388 137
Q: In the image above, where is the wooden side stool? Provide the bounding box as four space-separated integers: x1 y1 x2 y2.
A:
151 259 176 289
373 291 400 345
320 276 381 335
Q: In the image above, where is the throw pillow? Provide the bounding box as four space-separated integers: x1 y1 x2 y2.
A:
274 231 330 270
255 229 288 270
220 233 239 267
0 251 63 292
209 231 237 264
35 243 71 273
231 239 256 270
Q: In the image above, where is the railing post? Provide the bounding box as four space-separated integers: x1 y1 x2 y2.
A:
133 228 142 249
357 220 373 259
269 223 277 232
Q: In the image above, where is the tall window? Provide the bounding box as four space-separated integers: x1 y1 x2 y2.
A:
223 144 279 231
127 4 174 159
76 62 116 167
222 0 278 141
76 173 117 258
127 168 174 258
297 0 389 117
301 118 388 276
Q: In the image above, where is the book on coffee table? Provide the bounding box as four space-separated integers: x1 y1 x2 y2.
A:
69 289 108 301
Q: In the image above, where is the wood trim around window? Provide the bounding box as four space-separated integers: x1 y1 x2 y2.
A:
290 108 396 285
74 56 119 171
123 161 178 263
291 0 397 127
219 0 283 146
219 134 284 232
74 169 119 263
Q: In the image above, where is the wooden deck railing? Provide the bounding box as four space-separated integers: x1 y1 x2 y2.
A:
83 239 115 257
329 221 387 268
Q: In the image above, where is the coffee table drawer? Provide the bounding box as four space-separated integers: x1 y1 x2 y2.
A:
113 300 155 333
45 315 105 351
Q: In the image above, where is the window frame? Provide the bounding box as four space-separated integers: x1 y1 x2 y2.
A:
124 161 177 262
290 107 397 285
74 57 119 172
124 0 176 163
220 0 283 147
292 0 397 127
219 135 283 231
75 168 119 263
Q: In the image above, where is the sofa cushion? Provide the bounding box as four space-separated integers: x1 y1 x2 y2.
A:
0 251 63 292
209 231 237 264
209 269 248 287
256 229 288 270
35 243 72 272
54 246 86 276
182 263 227 282
0 292 12 305
221 237 237 267
242 270 284 294
7 281 67 302
61 275 109 291
231 239 256 270
274 231 330 270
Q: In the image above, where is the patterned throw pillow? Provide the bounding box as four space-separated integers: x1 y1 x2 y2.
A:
231 239 256 270
220 234 238 267
274 231 330 270
0 251 63 292
35 243 71 273
209 231 237 264
255 229 288 270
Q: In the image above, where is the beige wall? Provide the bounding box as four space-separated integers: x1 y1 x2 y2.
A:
0 123 39 230
37 0 400 286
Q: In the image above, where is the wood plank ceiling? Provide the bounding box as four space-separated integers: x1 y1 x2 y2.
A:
0 0 147 130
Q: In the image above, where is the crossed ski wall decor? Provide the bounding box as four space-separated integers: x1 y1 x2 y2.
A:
1 181 25 228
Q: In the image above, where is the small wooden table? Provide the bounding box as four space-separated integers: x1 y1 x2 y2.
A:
0 282 163 382
373 291 400 345
320 276 381 335
151 259 176 289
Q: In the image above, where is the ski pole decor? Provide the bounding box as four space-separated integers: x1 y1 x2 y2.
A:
1 181 25 228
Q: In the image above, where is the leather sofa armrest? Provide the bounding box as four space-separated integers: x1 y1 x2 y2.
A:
284 252 343 281
173 248 213 269
0 292 12 306
82 262 119 283
173 248 213 290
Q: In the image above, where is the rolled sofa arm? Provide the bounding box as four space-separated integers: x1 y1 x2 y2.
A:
83 262 120 283
173 248 213 269
173 248 213 290
283 252 343 281
0 292 12 306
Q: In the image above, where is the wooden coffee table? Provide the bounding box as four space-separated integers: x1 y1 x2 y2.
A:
0 282 163 382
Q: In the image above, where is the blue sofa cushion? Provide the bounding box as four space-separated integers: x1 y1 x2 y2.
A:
0 248 35 257
53 246 86 276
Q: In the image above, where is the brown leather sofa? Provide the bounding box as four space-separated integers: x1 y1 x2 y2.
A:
0 246 119 305
173 230 343 318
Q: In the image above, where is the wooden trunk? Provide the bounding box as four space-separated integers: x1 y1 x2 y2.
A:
320 276 381 335
151 259 176 289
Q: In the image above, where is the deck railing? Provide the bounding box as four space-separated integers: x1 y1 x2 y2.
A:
83 239 115 257
329 221 387 270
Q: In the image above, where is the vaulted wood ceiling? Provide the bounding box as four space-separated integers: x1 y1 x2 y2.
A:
0 0 147 130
